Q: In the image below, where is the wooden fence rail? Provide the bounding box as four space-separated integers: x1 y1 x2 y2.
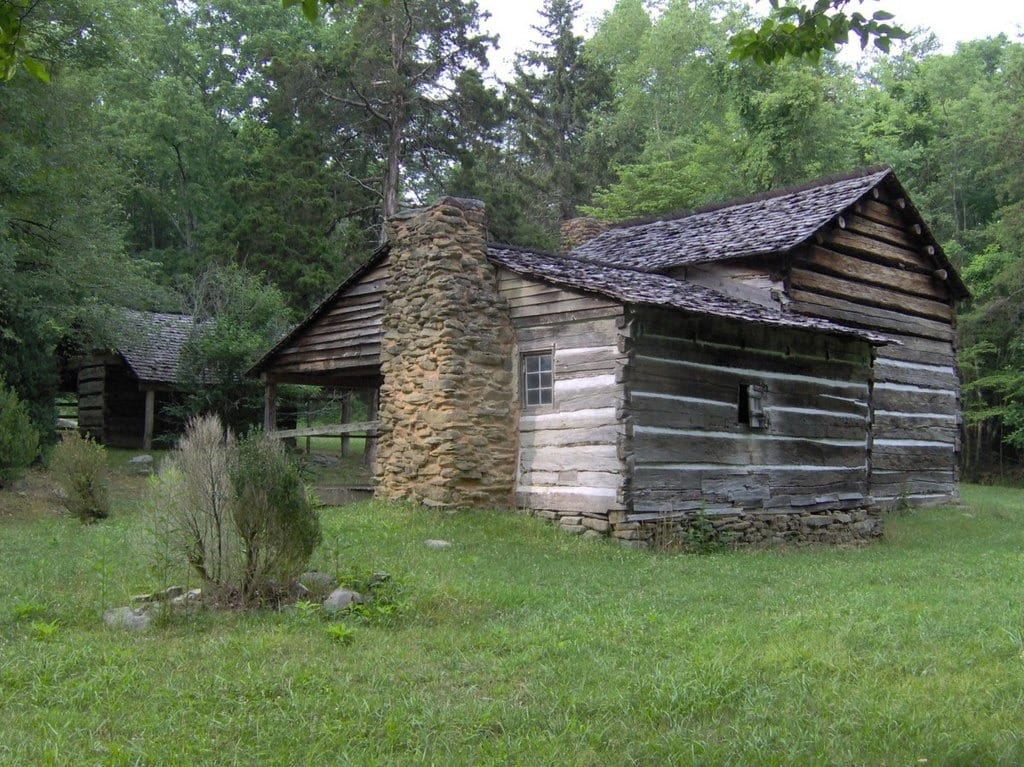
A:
267 420 380 441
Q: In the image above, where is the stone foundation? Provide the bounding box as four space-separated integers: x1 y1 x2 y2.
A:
521 507 884 548
375 197 517 509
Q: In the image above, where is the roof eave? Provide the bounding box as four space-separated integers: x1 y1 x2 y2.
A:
248 244 390 377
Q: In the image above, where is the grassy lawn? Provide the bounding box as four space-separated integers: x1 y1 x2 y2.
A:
1 475 1022 765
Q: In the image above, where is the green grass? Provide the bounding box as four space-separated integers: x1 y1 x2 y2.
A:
1 484 1023 765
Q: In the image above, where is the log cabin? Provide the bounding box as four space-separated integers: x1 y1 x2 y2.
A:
251 167 967 545
71 311 195 450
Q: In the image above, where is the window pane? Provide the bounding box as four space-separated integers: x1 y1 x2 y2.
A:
523 352 553 407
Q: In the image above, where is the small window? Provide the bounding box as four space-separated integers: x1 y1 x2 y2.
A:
738 383 766 429
523 352 553 406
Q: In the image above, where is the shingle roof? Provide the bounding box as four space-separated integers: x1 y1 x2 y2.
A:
487 245 891 344
572 168 894 272
118 311 198 385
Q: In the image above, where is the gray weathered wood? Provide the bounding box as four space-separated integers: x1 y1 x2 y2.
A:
268 420 379 440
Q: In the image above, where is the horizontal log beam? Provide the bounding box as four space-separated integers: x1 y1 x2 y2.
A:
268 421 379 440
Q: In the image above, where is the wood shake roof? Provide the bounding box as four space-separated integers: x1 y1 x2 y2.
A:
118 311 198 385
571 168 894 272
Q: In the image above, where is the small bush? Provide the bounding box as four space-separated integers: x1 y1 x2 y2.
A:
149 415 320 607
0 380 40 487
50 431 110 522
149 414 239 595
231 431 321 604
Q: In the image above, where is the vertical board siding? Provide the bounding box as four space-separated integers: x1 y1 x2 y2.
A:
498 270 627 518
627 310 874 518
787 196 960 505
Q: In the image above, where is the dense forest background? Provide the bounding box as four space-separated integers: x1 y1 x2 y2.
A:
2 0 1022 478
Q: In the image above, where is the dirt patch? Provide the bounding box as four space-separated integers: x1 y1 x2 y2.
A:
0 471 63 520
1 464 150 522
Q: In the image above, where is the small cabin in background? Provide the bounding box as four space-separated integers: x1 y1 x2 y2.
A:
251 167 967 546
71 311 195 450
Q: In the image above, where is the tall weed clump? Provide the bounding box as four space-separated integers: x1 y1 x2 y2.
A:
0 380 40 487
149 414 320 606
50 431 110 521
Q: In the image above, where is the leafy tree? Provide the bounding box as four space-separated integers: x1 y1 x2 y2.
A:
583 0 860 220
729 0 906 64
0 378 40 487
316 0 494 229
175 264 294 434
506 0 612 225
0 0 170 435
0 0 49 81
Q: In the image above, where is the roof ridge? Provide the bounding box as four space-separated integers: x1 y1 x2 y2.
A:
602 165 892 232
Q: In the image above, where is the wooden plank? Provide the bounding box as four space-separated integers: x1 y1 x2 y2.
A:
798 245 949 301
874 339 957 367
282 328 384 356
788 289 954 341
510 294 617 320
789 268 952 322
516 317 622 348
554 354 623 379
632 429 867 467
519 423 620 449
637 309 871 366
515 488 622 514
500 281 582 301
78 380 104 396
821 227 932 271
518 469 622 490
518 445 622 474
519 408 618 433
872 359 959 390
856 199 904 227
871 384 957 414
629 392 867 440
870 443 956 472
268 420 380 440
270 352 382 374
635 334 871 382
512 306 623 329
842 212 919 249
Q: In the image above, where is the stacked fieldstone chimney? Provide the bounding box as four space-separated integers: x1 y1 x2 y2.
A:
375 197 517 509
559 217 610 252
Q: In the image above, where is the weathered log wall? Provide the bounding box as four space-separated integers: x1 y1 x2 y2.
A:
497 270 628 534
618 309 880 545
787 194 960 506
77 357 172 449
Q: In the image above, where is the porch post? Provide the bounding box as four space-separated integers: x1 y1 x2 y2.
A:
364 387 379 470
143 389 156 451
340 390 352 457
263 376 278 433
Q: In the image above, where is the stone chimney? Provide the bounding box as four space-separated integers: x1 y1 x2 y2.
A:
375 197 517 510
559 217 610 253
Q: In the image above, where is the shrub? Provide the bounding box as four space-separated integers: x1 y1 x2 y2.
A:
149 415 320 606
149 414 239 594
50 431 110 522
231 430 321 603
0 379 40 487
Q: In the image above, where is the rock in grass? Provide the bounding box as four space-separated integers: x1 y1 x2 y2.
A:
299 571 339 598
323 588 364 613
103 606 152 631
128 455 154 475
424 539 451 549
